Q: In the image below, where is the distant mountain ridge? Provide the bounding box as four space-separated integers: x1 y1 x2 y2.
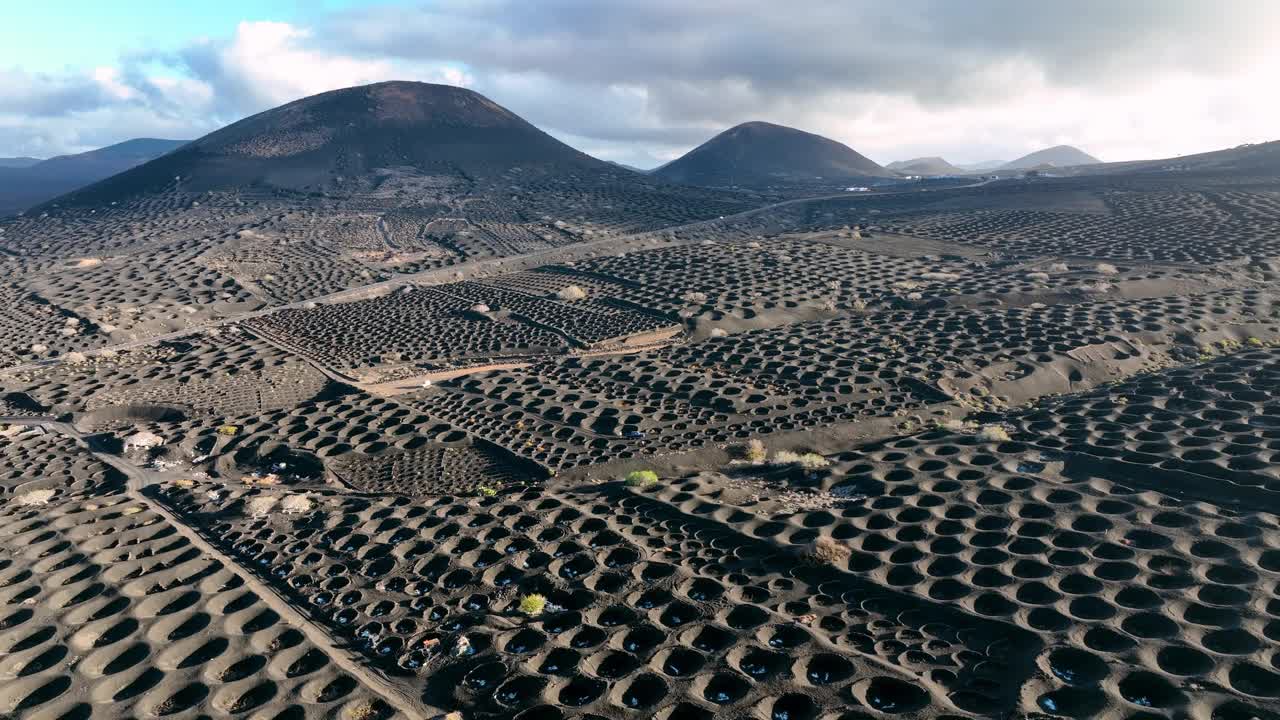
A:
1001 145 1101 170
608 161 651 173
0 138 188 215
886 157 966 175
0 157 42 169
652 121 895 187
1069 139 1280 176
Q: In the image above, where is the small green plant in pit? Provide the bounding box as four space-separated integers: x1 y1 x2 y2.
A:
476 485 497 498
624 470 659 488
1248 337 1265 347
744 438 767 463
216 424 239 436
519 593 548 617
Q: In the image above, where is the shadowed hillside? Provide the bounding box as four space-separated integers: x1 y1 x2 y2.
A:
652 121 895 187
54 82 616 206
887 156 966 175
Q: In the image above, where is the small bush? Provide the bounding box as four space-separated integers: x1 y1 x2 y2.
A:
772 450 802 465
519 593 548 617
977 425 1012 442
624 470 659 488
1095 263 1119 275
1027 272 1050 282
217 425 239 436
557 285 587 301
796 453 831 471
744 438 767 463
477 485 497 498
773 451 830 470
343 702 386 720
802 537 851 566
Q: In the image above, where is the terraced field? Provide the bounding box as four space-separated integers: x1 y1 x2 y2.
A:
3 164 1280 719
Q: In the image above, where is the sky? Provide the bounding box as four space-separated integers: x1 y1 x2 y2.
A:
3 0 1278 168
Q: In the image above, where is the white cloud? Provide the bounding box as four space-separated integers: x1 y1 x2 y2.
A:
200 21 400 113
91 67 138 102
2 3 1278 167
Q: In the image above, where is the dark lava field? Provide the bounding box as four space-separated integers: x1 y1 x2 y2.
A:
2 82 1280 720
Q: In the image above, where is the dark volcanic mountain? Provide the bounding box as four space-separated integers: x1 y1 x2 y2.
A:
651 121 894 187
886 156 966 175
57 82 612 207
1001 145 1101 170
0 138 187 215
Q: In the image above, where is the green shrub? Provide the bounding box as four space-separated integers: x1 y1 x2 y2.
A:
623 470 659 488
519 593 547 617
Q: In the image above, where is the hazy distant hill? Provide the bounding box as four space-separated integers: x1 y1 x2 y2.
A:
0 138 187 215
957 160 1005 172
652 121 894 187
608 161 651 173
0 157 42 169
1001 145 1101 170
886 157 966 175
33 139 187 176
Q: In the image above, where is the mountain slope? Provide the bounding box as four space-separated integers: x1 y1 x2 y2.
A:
1001 145 1101 170
56 82 613 207
886 157 966 175
1069 139 1280 176
0 157 42 169
0 138 187 215
652 121 894 187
